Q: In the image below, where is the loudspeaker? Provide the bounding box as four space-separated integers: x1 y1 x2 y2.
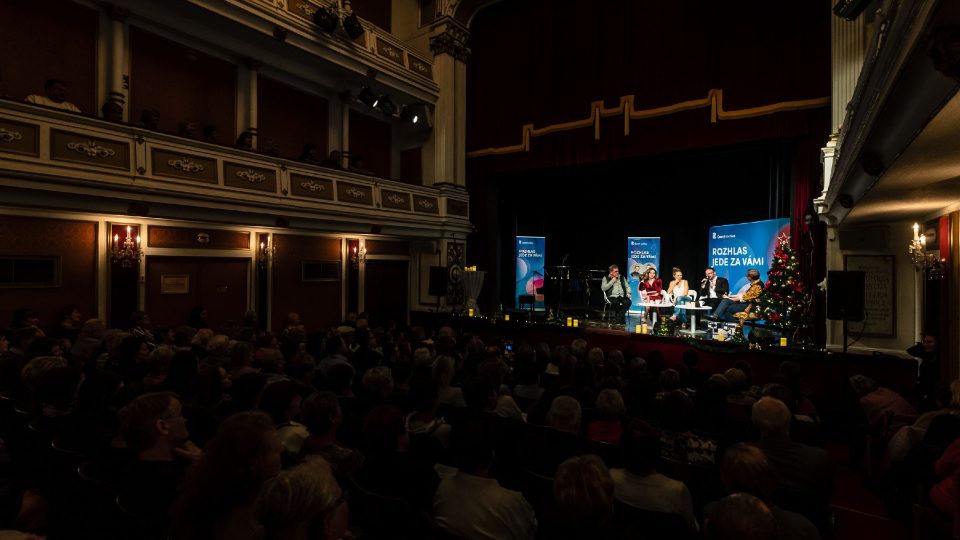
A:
827 270 865 321
428 266 448 297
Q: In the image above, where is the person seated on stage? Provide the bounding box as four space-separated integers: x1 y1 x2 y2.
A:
640 268 663 323
666 267 692 327
698 266 730 312
711 269 763 322
600 264 631 318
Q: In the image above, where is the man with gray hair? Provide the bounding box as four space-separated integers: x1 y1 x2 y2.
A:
547 396 582 434
752 397 832 510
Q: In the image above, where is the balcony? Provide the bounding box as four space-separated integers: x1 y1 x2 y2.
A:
0 100 469 237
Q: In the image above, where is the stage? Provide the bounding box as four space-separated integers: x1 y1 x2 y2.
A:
411 311 918 418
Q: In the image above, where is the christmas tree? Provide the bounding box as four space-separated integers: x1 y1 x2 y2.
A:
757 233 810 328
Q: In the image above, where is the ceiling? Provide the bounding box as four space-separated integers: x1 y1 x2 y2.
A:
845 86 960 224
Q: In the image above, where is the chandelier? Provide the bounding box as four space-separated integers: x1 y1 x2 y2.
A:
909 223 946 280
112 225 142 268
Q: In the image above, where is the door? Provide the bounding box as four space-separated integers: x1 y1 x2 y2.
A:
146 256 249 331
363 259 408 326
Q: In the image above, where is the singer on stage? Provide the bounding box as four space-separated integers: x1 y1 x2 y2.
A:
601 264 632 319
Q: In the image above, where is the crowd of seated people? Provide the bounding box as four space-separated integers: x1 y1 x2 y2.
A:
0 303 950 539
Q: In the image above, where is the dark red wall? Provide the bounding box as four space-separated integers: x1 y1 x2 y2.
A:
0 0 98 113
349 110 392 178
0 216 97 330
129 26 237 138
358 0 392 32
257 76 329 160
272 235 342 331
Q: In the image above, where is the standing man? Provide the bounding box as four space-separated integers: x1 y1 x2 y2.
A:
698 267 730 312
601 264 632 319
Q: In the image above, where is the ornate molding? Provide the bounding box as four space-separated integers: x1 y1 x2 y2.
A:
67 140 116 158
295 1 318 17
429 25 470 62
344 186 366 199
437 0 461 18
167 157 204 173
236 169 266 183
300 180 327 192
0 128 22 143
386 193 406 204
416 198 436 210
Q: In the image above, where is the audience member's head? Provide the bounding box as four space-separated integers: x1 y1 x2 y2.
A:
139 109 160 130
705 493 777 540
362 404 407 454
101 100 123 122
326 362 355 396
548 396 582 434
661 389 696 432
301 391 341 437
621 419 661 475
256 458 348 540
659 368 681 392
258 381 303 425
235 131 254 150
751 397 792 439
44 78 69 103
362 366 393 398
463 376 497 412
554 455 614 527
595 389 625 421
170 411 281 537
849 374 878 397
724 368 749 393
119 391 188 457
719 443 776 501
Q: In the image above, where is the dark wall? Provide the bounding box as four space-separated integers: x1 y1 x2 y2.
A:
0 216 98 329
258 76 329 160
0 0 98 113
130 26 237 138
272 235 342 331
349 110 391 178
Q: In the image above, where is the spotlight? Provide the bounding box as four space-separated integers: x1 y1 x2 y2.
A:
377 95 397 116
312 7 339 33
343 13 364 40
400 105 419 124
358 87 379 108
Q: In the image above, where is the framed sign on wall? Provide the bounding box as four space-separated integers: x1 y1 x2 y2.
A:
844 255 895 337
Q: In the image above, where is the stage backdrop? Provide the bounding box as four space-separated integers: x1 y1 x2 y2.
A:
627 237 661 313
516 236 546 310
708 218 790 293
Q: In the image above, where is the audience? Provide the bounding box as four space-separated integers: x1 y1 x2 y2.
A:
25 78 81 113
256 458 349 540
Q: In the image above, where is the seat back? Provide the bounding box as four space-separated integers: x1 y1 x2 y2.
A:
612 500 692 540
688 290 698 302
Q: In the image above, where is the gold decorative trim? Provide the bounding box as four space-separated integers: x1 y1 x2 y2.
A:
0 128 23 143
466 89 830 158
416 198 436 210
236 169 266 183
344 186 366 199
67 140 116 158
300 180 327 192
167 157 204 173
386 193 406 204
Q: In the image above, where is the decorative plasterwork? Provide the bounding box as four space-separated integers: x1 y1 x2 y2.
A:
167 157 204 173
300 180 327 192
344 186 366 199
0 128 22 143
67 140 116 158
416 198 436 210
429 25 470 62
386 193 405 204
237 169 267 183
467 88 830 158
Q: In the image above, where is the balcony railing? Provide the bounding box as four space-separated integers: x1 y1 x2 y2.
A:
0 100 469 231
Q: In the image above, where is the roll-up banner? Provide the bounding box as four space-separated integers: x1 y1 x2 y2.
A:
516 236 546 310
627 237 661 313
707 218 790 292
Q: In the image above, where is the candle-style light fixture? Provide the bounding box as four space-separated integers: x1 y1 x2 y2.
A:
258 237 275 269
350 244 366 269
112 225 142 268
909 222 946 280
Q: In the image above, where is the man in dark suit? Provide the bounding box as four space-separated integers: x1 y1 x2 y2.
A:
698 267 729 312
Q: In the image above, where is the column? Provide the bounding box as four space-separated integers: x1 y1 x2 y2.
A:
423 21 469 187
341 97 350 169
239 58 260 149
105 6 130 120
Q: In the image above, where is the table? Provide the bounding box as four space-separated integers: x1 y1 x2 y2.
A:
673 304 712 335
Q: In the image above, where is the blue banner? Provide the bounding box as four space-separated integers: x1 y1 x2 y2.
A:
708 218 790 292
516 236 546 310
627 237 661 312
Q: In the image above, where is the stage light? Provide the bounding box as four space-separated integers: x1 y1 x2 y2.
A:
313 7 339 33
358 87 379 108
400 105 419 124
377 95 397 116
343 13 364 39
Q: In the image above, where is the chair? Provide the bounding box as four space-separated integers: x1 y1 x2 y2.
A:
612 500 692 540
601 289 612 321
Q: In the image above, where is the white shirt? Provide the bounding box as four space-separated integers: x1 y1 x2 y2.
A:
706 279 718 298
25 95 81 113
434 465 537 540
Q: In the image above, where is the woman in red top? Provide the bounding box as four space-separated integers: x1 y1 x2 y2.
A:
641 268 663 323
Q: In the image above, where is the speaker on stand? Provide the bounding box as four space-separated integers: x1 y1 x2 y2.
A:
826 270 865 354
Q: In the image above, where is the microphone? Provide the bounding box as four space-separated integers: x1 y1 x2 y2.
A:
701 278 709 287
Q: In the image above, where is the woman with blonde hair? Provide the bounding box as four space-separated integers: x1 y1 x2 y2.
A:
256 458 349 540
667 267 693 327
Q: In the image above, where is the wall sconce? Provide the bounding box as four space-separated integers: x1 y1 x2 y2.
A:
909 222 946 280
350 244 367 269
112 225 142 268
258 238 275 269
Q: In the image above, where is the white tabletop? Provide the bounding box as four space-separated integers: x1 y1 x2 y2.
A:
673 304 711 311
